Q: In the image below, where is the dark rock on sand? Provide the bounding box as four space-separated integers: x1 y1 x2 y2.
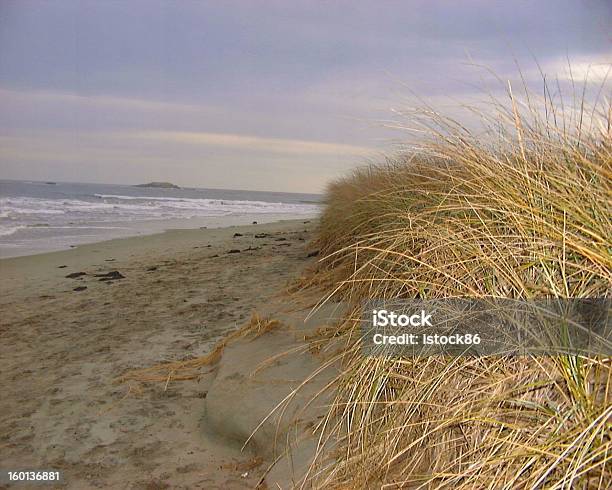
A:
65 272 87 279
254 233 267 238
73 286 87 292
252 221 257 224
307 250 320 257
244 246 260 251
226 249 241 254
146 266 158 271
58 265 67 268
94 271 125 281
233 233 243 237
275 237 287 241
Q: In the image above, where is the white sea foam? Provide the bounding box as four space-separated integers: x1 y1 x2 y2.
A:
0 225 25 237
0 183 320 256
92 193 318 212
0 195 319 239
1 195 318 217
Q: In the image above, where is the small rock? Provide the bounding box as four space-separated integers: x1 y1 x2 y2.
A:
275 237 287 242
94 271 125 281
252 221 257 224
254 233 267 238
233 233 243 237
58 265 67 268
210 254 219 258
65 272 87 279
73 286 87 292
146 266 158 271
307 250 320 257
227 249 241 254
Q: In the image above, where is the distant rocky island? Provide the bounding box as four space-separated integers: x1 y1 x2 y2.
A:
133 182 181 189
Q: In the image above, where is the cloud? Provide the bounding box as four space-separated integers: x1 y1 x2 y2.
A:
540 55 612 84
128 131 375 157
0 129 376 192
0 87 207 115
1 1 610 191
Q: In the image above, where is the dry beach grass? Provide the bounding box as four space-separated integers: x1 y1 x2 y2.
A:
299 75 612 488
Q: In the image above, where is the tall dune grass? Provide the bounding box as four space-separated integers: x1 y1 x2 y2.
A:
306 76 611 488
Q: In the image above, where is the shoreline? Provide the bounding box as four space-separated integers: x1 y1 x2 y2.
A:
0 218 321 488
0 218 314 294
0 213 319 260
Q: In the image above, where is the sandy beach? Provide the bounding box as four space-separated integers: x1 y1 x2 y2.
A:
0 219 333 489
3 3 609 488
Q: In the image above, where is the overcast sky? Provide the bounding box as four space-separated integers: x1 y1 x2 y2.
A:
1 1 610 192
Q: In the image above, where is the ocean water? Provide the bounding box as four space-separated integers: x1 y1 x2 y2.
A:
0 180 322 258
